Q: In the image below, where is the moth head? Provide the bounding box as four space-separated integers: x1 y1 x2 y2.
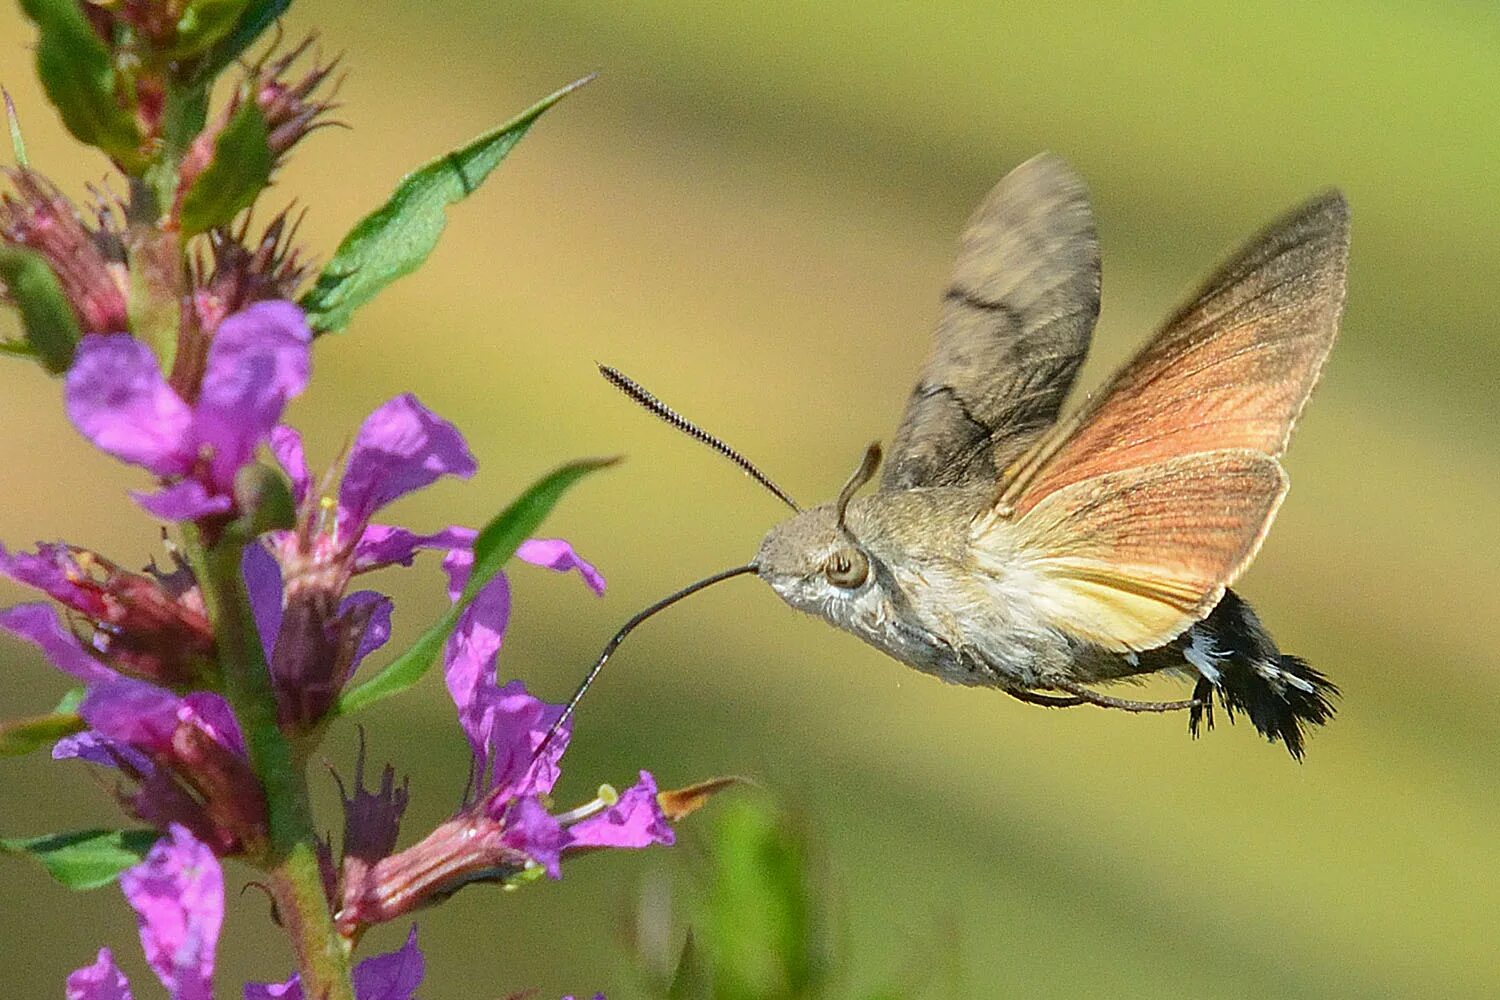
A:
756 443 882 613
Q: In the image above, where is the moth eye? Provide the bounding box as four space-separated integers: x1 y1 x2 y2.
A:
824 547 870 589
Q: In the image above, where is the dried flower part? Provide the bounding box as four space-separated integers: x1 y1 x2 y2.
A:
335 811 533 934
175 37 339 225
186 210 313 354
0 543 215 686
55 683 266 857
1 169 129 333
244 543 393 729
335 732 410 866
654 776 744 822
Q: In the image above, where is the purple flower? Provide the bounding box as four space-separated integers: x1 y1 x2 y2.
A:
569 771 675 850
64 301 311 521
47 672 264 855
65 949 133 1000
243 926 425 1000
259 393 602 728
334 617 675 932
0 543 215 686
70 825 425 999
120 825 224 1000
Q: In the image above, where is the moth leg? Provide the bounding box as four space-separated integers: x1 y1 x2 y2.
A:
1047 677 1201 714
1003 688 1087 709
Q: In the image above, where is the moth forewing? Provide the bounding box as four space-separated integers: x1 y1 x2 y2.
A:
883 153 1102 491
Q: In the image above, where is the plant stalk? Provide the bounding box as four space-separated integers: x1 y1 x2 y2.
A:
191 528 355 1000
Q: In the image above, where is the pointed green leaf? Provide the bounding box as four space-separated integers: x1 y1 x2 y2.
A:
191 0 291 85
0 246 81 373
177 100 272 236
0 341 39 360
666 933 714 1000
0 829 159 889
4 88 28 167
0 710 84 757
337 456 616 716
301 76 592 334
18 0 145 170
171 0 254 58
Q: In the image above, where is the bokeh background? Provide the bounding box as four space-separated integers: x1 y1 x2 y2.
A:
3 2 1498 996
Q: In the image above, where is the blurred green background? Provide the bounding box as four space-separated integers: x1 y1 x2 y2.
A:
3 1 1499 996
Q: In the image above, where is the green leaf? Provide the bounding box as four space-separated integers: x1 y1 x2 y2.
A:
177 100 272 236
336 456 616 715
0 246 81 373
0 829 159 889
161 82 211 161
666 933 714 1000
301 75 593 334
3 88 28 167
18 0 144 170
171 0 254 58
54 687 86 713
0 711 84 757
700 800 828 1000
0 341 39 360
191 0 291 85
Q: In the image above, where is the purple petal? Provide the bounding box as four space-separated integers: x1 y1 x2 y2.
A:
132 479 234 521
352 524 473 575
65 334 192 475
66 948 133 1000
54 729 154 774
180 692 245 757
440 545 474 602
193 302 312 491
443 573 511 754
269 425 311 505
245 926 424 1000
242 544 284 664
342 591 393 675
502 796 567 879
80 679 182 751
337 395 476 532
120 824 223 1000
516 538 606 595
0 602 116 684
351 925 424 1000
0 542 104 611
479 681 569 806
568 771 674 849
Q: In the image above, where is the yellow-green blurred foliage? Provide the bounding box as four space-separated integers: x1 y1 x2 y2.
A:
2 2 1498 996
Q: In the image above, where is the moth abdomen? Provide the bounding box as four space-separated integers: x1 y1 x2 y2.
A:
1181 590 1337 759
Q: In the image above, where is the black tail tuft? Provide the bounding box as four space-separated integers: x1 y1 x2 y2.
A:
1184 592 1338 760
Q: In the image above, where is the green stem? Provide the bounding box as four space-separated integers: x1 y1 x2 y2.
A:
190 528 355 1000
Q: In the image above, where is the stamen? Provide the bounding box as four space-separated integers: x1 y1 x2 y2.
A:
552 783 619 826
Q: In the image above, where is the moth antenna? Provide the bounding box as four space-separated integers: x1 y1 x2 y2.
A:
834 442 882 534
532 564 760 765
599 364 801 512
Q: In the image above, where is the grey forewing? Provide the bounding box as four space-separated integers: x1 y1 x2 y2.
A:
882 153 1101 491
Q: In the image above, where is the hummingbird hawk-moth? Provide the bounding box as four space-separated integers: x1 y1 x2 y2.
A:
557 153 1348 760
